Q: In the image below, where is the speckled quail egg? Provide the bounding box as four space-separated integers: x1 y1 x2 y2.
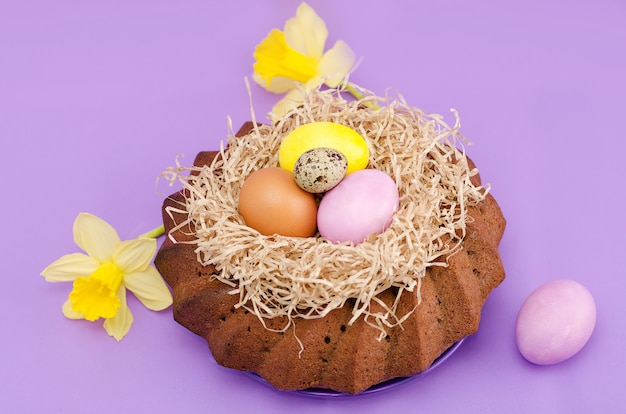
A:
293 148 348 193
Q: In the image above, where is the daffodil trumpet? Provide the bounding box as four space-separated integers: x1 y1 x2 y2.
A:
41 213 172 341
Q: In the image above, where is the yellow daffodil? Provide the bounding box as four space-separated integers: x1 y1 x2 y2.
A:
253 2 356 116
41 213 172 341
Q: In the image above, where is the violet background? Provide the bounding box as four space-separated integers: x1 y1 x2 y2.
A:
2 0 625 412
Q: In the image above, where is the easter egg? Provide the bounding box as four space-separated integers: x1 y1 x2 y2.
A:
279 122 369 174
317 169 399 245
515 279 596 365
293 147 348 193
238 167 317 238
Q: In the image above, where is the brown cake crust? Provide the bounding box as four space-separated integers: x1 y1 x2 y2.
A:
155 122 506 394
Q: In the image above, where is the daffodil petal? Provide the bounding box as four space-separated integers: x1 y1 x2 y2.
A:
318 40 356 88
271 87 306 118
103 286 133 341
284 2 327 60
41 252 99 282
73 213 120 262
253 72 297 94
303 75 324 92
124 266 173 311
62 299 85 320
113 238 156 274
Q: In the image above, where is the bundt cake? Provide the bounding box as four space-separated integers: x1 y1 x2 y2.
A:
155 91 506 394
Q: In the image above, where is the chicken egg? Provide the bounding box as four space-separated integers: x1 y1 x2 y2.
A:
515 279 596 365
279 122 369 175
238 167 317 238
317 169 399 245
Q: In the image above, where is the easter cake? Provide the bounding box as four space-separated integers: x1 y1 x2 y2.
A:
155 90 506 394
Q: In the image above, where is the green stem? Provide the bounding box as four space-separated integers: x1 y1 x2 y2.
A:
139 225 165 239
345 82 380 110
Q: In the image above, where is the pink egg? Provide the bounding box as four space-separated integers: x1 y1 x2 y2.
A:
317 169 399 245
515 279 596 365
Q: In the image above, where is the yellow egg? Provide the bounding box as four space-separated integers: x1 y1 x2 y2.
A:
279 122 369 174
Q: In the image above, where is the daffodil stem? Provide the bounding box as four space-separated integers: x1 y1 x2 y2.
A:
345 82 380 110
139 225 165 239
345 83 365 100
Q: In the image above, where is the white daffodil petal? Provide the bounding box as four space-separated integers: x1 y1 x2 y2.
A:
253 73 298 94
103 286 133 341
62 299 85 320
303 75 324 92
318 40 356 88
124 266 173 311
73 213 120 262
113 238 156 274
271 87 307 118
284 2 328 60
41 252 99 282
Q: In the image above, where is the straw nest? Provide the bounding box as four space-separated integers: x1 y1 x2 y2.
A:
164 88 487 335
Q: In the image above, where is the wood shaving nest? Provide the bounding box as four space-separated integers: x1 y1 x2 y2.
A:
163 88 488 335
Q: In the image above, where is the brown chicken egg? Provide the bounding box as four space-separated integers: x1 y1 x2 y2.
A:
238 167 317 237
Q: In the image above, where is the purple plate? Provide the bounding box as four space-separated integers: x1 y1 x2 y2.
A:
245 338 465 397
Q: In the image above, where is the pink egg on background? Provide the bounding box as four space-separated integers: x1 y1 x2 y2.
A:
515 279 596 365
317 169 399 245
